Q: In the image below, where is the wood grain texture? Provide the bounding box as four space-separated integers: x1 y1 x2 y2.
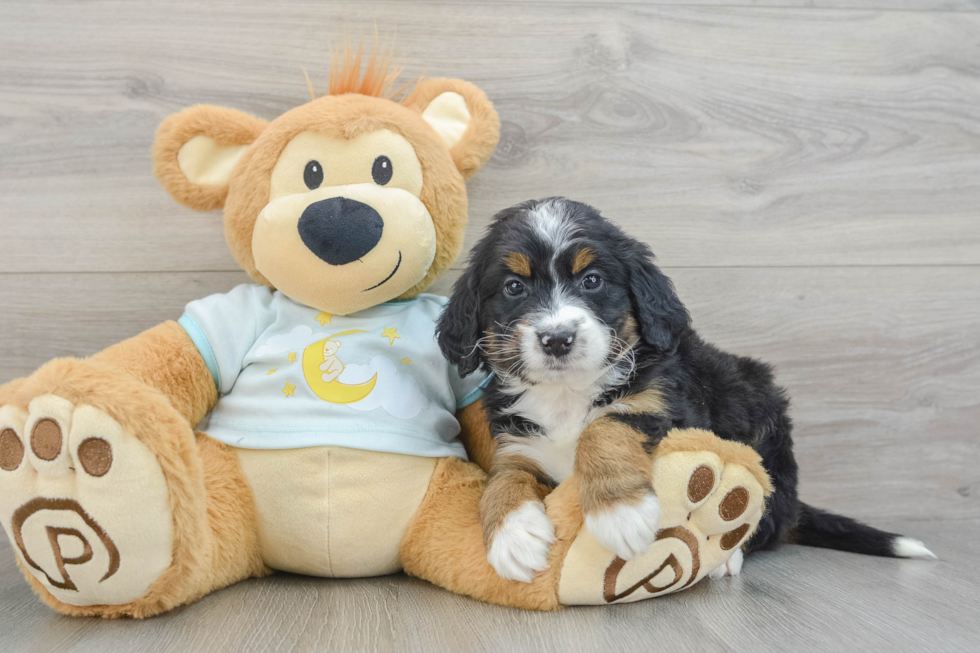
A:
476 1 980 10
0 0 978 650
1 522 978 653
2 2 980 271
1 267 976 524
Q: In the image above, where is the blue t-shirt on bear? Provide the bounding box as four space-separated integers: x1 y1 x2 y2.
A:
178 285 489 459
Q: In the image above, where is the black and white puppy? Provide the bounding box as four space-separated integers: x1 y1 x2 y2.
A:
438 197 935 583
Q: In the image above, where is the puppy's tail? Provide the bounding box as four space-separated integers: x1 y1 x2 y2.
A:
791 503 936 559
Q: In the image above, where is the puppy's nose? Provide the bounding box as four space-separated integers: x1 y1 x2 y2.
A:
298 197 384 265
539 330 575 358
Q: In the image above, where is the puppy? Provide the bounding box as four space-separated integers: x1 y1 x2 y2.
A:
438 197 935 583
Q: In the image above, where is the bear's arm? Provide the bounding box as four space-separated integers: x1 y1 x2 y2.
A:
455 399 495 474
90 320 218 428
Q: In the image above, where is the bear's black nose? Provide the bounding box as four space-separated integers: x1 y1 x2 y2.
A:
297 197 384 266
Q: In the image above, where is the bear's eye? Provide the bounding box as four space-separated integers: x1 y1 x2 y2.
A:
304 160 323 190
372 155 393 185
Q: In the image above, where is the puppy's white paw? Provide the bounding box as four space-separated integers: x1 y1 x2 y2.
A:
585 493 661 560
487 501 556 583
709 547 744 579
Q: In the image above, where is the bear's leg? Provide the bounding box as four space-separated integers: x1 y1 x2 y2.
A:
194 434 268 595
0 359 265 617
557 428 771 605
401 428 771 609
399 457 574 611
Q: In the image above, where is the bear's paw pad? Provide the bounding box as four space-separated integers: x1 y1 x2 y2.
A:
558 446 766 605
0 396 173 607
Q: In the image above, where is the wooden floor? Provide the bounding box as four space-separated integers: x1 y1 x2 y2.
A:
1 1 978 651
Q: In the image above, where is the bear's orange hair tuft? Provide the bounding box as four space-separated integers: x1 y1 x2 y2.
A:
324 36 420 103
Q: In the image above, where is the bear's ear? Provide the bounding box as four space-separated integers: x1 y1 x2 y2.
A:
410 78 500 180
152 105 268 212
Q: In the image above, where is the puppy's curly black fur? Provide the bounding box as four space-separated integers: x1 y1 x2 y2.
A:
439 197 931 560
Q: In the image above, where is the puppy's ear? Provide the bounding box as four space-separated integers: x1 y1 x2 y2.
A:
627 242 690 351
409 78 500 180
153 105 267 212
437 266 485 377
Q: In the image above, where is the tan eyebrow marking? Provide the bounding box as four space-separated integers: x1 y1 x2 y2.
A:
503 252 532 276
572 247 595 274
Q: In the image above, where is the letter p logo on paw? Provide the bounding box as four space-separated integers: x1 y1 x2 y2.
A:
0 400 175 607
11 497 120 591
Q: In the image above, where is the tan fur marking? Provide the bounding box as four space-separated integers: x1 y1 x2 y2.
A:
504 251 532 277
481 447 551 547
575 419 653 517
572 247 595 275
455 400 496 474
485 323 526 375
613 388 665 415
619 314 640 349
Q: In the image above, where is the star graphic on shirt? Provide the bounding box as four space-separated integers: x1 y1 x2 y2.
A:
282 382 296 397
382 327 401 346
315 312 333 326
401 358 411 365
266 369 277 375
286 352 297 363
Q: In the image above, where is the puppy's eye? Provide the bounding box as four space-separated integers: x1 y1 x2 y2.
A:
504 279 526 297
304 160 323 190
372 155 393 185
582 273 602 290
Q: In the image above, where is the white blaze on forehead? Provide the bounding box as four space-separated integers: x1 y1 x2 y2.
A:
527 198 578 253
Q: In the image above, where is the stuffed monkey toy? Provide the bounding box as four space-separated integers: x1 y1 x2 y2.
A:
0 50 770 617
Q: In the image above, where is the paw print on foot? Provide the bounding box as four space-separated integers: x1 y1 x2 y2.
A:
557 431 769 605
0 395 174 607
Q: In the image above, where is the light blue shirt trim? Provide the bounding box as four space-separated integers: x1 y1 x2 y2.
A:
178 313 221 391
456 372 494 409
176 287 490 459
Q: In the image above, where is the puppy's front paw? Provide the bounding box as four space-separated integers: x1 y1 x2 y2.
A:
584 492 661 560
709 547 744 579
487 501 556 583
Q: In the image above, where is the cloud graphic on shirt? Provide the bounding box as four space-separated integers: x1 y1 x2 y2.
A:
254 326 324 357
340 355 429 420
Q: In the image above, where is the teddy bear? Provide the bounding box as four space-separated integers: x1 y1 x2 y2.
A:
0 48 770 617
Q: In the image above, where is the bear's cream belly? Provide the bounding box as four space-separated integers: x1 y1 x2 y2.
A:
234 446 437 577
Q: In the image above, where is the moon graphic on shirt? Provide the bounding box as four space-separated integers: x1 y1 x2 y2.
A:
301 330 378 404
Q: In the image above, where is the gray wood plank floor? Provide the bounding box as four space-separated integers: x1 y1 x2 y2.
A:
1 522 977 653
0 1 977 651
